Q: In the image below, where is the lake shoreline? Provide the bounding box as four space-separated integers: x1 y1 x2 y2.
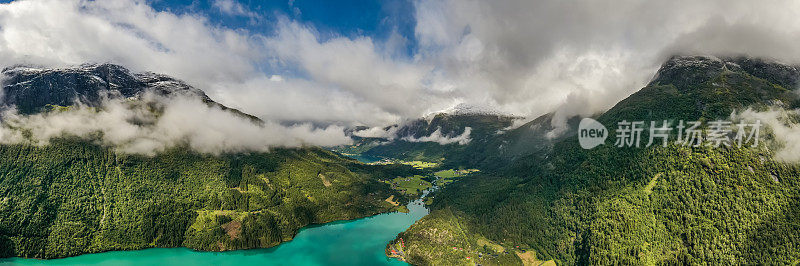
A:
1 193 431 266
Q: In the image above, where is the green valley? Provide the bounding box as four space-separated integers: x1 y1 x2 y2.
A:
386 56 800 265
4 1 800 265
0 138 412 258
0 64 421 260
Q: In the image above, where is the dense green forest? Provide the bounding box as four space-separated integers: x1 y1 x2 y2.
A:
0 63 428 260
392 56 800 265
4 56 800 264
0 138 412 259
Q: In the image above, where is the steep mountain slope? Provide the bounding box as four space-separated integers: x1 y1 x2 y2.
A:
1 64 259 121
391 56 800 265
339 109 574 172
341 106 582 172
0 65 408 259
356 112 518 167
2 64 205 113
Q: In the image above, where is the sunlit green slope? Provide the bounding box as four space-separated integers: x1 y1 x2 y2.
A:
395 56 800 265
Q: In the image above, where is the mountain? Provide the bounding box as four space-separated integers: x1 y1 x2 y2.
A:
378 113 514 161
341 111 585 174
438 103 510 117
2 64 204 113
1 64 259 121
0 64 412 259
390 55 800 265
339 112 523 169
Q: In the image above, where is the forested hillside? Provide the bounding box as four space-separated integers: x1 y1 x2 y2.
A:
358 113 515 168
0 65 410 259
339 112 570 171
392 56 800 265
0 138 406 259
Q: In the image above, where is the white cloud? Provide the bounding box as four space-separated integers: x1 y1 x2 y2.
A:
353 125 399 139
0 91 351 155
208 75 401 126
263 21 443 118
0 0 259 81
351 123 472 145
212 0 260 19
402 127 471 145
412 0 800 134
737 108 800 162
0 0 419 127
3 0 800 142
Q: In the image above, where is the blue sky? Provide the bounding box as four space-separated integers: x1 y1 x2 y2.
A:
1 0 798 130
148 0 418 56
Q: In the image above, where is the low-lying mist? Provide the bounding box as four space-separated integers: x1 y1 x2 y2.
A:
0 91 352 155
352 124 473 146
737 107 800 162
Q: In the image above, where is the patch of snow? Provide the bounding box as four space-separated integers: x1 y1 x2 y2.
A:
443 103 506 116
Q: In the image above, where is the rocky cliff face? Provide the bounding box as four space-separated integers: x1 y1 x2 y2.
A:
650 55 800 92
0 64 209 114
731 57 800 90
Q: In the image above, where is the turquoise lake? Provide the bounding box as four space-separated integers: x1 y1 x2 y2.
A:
1 197 429 266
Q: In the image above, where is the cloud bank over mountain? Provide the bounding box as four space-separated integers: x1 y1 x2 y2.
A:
738 108 800 163
2 0 800 136
0 91 351 155
402 127 472 145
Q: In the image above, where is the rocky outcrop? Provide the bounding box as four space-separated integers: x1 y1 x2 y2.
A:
0 64 208 114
